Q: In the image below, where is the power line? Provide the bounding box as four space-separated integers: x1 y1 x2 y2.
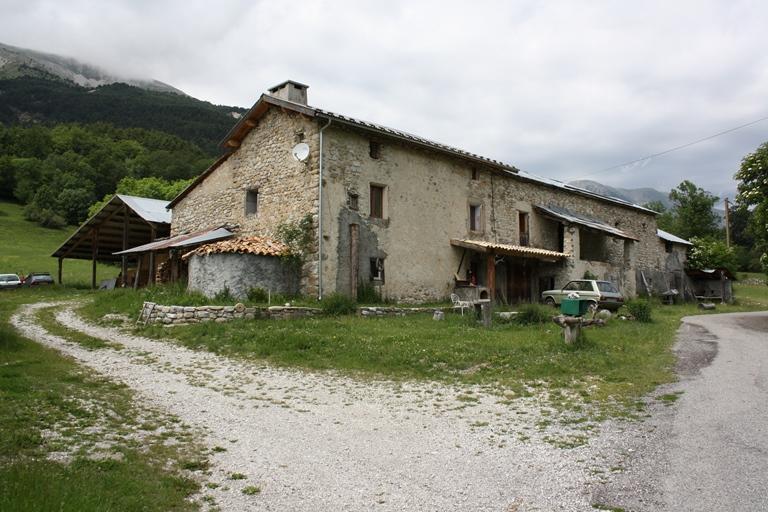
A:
572 114 768 180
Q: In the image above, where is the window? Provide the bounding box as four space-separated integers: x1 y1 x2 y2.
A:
597 282 619 293
469 204 482 232
369 140 381 159
579 229 608 262
370 184 384 218
665 241 673 253
518 212 529 246
370 258 384 282
348 191 359 210
245 189 259 216
471 168 479 180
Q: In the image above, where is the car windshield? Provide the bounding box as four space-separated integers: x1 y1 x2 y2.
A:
597 282 619 293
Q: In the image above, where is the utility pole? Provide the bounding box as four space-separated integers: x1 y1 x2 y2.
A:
724 197 731 248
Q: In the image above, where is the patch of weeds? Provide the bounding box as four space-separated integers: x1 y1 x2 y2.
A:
469 421 489 427
657 391 683 405
242 485 262 495
456 393 479 403
228 472 247 480
592 504 626 511
320 293 357 316
181 459 209 471
544 434 588 449
211 446 227 453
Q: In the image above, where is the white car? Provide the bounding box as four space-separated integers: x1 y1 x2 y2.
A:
541 279 625 311
0 273 22 290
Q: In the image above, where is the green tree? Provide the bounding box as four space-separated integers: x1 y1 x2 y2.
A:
643 200 675 233
735 140 768 277
686 237 737 274
667 180 719 240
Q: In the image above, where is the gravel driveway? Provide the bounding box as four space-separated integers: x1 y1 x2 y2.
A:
11 302 632 511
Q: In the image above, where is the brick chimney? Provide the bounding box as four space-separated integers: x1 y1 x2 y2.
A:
267 80 309 105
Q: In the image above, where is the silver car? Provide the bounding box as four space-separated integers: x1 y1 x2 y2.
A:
0 273 22 290
541 279 624 311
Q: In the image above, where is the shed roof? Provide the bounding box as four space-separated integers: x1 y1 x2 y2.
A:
113 227 233 255
657 229 692 246
450 239 569 262
535 204 639 241
182 236 290 260
52 194 171 262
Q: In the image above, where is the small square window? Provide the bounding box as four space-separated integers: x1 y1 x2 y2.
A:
471 168 479 180
370 258 384 282
245 189 259 216
370 184 384 218
348 192 359 210
469 204 482 232
369 140 381 159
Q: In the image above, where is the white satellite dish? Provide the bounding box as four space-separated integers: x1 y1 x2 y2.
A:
291 142 310 162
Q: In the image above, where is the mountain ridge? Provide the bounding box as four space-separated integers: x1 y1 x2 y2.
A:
0 41 184 95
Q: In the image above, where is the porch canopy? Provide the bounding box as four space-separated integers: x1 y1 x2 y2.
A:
51 194 171 288
449 239 568 263
450 239 568 302
534 204 638 241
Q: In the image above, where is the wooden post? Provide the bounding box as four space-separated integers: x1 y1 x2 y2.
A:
121 205 128 285
486 252 496 302
57 257 63 284
149 226 156 285
133 256 142 290
349 224 359 299
91 229 98 290
480 301 492 328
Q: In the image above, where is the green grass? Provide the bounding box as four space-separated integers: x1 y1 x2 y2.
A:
80 279 768 416
0 288 202 511
0 200 115 287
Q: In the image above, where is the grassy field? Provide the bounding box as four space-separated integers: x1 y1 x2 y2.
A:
79 279 768 416
0 200 115 287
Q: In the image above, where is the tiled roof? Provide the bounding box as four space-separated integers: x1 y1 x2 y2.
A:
450 239 569 261
183 236 290 259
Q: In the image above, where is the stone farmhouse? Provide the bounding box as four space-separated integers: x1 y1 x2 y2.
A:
167 80 679 303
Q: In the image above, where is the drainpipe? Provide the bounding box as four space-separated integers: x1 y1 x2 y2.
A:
317 118 332 300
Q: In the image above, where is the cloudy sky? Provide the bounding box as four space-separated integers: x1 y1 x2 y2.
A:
2 0 767 199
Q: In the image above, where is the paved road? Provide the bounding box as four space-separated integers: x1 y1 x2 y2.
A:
596 311 768 511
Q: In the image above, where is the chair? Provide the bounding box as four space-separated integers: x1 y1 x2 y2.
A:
450 293 473 316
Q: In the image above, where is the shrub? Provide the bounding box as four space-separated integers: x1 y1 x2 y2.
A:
625 298 652 322
321 293 357 316
246 287 269 303
356 281 390 304
213 286 235 303
513 303 552 325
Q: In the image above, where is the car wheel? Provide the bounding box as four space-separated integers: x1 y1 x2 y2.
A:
544 297 556 307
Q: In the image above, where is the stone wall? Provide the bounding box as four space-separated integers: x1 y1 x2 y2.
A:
140 302 322 325
140 302 444 325
187 253 299 300
171 107 321 295
320 124 660 302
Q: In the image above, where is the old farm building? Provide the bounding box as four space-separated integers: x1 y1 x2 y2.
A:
161 80 682 303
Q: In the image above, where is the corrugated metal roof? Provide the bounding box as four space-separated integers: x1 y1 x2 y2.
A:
657 229 692 246
450 239 569 261
114 227 233 255
535 205 638 241
116 194 171 224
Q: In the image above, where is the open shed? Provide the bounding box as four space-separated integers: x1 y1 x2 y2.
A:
51 194 171 288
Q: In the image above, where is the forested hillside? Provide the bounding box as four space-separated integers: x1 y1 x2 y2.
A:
0 123 210 227
0 77 245 154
